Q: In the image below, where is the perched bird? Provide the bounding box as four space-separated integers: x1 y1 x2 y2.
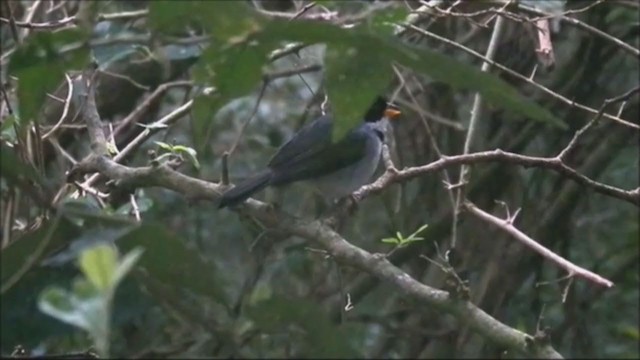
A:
218 96 401 209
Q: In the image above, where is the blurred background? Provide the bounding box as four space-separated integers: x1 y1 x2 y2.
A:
1 0 638 358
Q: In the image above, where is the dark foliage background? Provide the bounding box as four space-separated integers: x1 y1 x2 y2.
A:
1 0 638 358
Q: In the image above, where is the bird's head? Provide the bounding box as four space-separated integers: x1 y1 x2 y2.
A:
364 96 401 123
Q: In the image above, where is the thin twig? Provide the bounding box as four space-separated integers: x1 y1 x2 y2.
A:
516 1 640 58
98 9 148 21
355 149 640 206
452 15 506 249
1 214 61 294
112 80 193 140
558 86 640 161
401 23 639 130
227 82 268 157
78 100 194 189
269 43 309 62
226 64 322 157
42 74 74 140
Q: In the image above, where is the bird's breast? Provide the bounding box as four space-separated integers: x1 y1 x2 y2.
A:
311 132 383 199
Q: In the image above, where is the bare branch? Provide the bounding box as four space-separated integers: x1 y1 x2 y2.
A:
0 15 75 30
463 201 614 288
452 14 506 249
355 149 639 206
66 75 564 357
67 152 562 358
516 1 640 58
401 24 639 131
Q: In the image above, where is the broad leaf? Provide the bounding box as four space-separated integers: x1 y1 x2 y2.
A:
149 0 260 41
8 29 89 126
1 217 79 288
247 296 360 358
117 223 230 308
324 43 394 140
0 142 46 190
78 244 119 292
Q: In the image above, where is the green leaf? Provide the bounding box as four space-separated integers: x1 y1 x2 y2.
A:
368 6 411 36
154 141 174 151
171 145 201 169
1 216 79 288
246 296 360 357
409 224 429 239
117 223 230 308
38 286 92 331
190 39 273 150
325 44 394 140
394 43 564 128
147 1 262 150
8 28 89 125
78 244 118 292
150 3 564 148
1 114 18 141
190 95 223 151
39 243 142 359
111 247 144 288
399 237 424 245
0 141 46 190
149 0 262 41
58 198 136 228
197 41 268 99
38 279 110 358
381 238 400 244
258 20 564 130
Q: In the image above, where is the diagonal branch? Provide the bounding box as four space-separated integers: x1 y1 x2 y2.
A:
68 65 563 359
463 201 614 288
401 23 639 131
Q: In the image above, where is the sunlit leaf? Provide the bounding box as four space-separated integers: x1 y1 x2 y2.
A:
78 244 118 292
38 287 91 331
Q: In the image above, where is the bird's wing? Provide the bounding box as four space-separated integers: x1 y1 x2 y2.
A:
269 126 371 185
268 115 333 169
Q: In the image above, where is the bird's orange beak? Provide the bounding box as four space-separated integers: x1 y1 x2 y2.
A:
384 108 401 120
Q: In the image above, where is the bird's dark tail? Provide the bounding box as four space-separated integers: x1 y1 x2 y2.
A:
218 169 272 208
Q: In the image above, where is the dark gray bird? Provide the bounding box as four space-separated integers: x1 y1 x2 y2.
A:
218 96 400 208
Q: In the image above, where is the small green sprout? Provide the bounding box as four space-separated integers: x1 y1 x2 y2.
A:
154 141 200 169
381 224 428 249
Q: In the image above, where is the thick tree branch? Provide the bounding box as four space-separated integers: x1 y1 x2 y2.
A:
68 68 563 359
68 153 562 358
